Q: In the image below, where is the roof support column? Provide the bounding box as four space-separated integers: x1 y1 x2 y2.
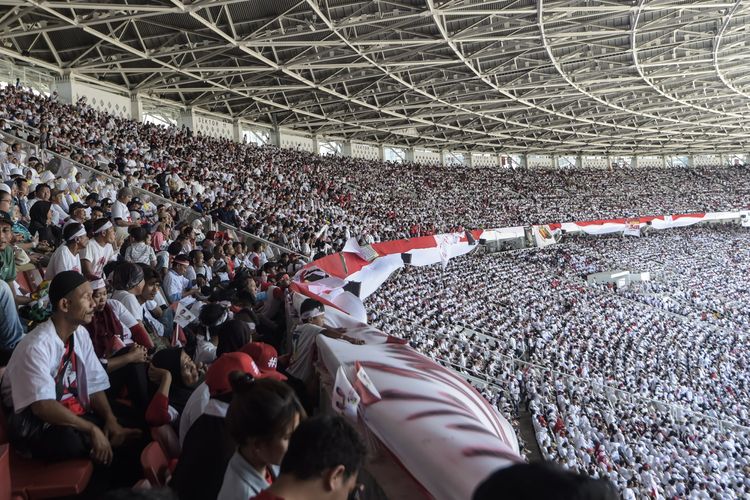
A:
340 141 352 157
662 155 669 168
312 135 320 155
404 147 414 163
178 108 195 132
270 126 280 147
51 75 74 105
631 156 638 169
232 120 242 143
575 155 583 169
130 93 143 122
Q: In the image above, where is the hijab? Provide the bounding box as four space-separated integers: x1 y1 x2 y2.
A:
151 347 196 414
216 319 254 357
29 200 61 246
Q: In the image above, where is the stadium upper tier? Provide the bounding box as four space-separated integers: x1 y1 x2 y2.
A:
1 85 749 257
2 0 750 153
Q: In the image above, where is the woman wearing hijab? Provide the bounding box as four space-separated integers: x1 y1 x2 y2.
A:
216 319 255 358
28 200 61 248
146 347 202 428
85 279 151 412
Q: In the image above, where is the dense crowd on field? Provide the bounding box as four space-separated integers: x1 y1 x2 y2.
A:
1 80 748 498
367 226 750 498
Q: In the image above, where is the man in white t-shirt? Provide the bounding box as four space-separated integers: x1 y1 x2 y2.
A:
163 254 198 303
111 187 137 245
0 271 141 466
286 299 363 383
81 218 116 280
44 222 88 281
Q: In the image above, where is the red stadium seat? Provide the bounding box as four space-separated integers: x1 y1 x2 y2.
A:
150 424 181 460
140 441 170 487
0 405 93 499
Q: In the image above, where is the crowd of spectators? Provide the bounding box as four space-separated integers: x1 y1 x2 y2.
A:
1 80 749 498
367 227 750 498
0 84 370 496
1 84 749 257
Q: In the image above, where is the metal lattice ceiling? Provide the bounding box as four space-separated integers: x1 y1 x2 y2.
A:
1 0 749 154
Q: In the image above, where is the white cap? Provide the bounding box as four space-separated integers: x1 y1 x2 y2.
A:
9 167 23 177
0 183 11 194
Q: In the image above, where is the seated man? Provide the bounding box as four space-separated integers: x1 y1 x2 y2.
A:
0 208 24 357
286 299 363 384
44 222 88 280
163 253 197 303
250 415 367 500
0 271 142 470
81 218 117 280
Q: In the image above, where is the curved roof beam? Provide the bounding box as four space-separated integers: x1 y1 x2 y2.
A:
713 0 750 100
23 0 475 150
631 0 748 123
170 0 607 148
300 0 625 146
424 0 707 142
536 0 740 139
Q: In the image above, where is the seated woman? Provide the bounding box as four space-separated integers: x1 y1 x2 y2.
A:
216 319 255 358
218 377 305 500
193 303 229 365
172 353 260 500
85 279 151 412
49 189 69 227
137 265 174 351
28 200 62 249
146 347 202 428
110 263 154 349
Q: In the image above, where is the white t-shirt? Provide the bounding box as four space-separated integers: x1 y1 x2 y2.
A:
194 337 216 366
107 299 137 347
0 320 110 412
163 269 190 301
179 382 210 446
80 239 115 279
142 303 164 339
111 200 131 224
123 242 156 266
286 323 325 382
44 244 81 280
111 290 143 322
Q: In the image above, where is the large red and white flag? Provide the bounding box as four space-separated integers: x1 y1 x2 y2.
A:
623 218 641 237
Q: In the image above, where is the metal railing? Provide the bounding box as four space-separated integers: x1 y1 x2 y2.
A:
0 119 304 260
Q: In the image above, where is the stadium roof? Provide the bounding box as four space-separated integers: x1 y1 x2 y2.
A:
1 0 749 154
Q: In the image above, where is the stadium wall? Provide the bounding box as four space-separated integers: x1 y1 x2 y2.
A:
351 142 381 161
279 132 315 153
414 149 441 165
193 113 233 140
53 79 132 118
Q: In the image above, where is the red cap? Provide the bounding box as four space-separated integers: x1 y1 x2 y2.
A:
205 352 263 396
241 342 287 381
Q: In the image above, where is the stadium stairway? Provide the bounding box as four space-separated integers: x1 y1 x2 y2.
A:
517 404 544 462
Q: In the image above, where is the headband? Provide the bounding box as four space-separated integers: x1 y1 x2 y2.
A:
94 221 113 234
300 308 325 320
90 278 106 290
66 226 87 242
